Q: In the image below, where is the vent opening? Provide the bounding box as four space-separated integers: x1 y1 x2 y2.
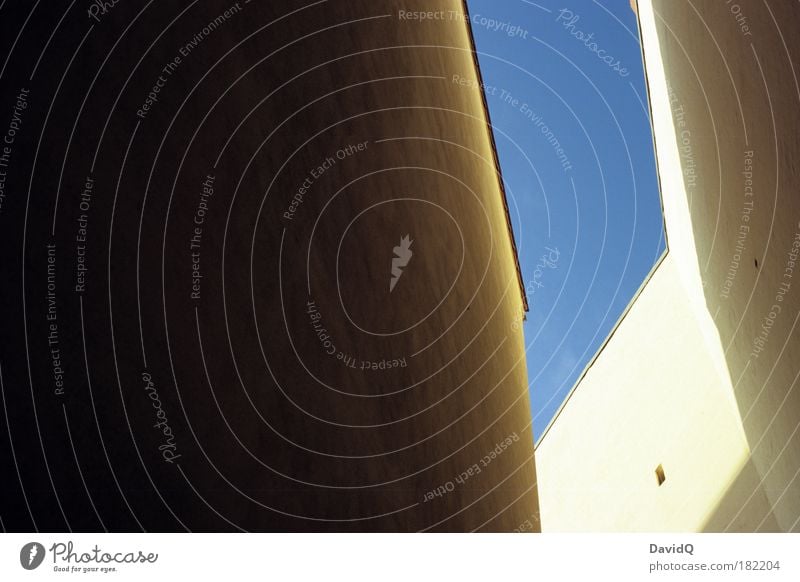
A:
655 464 666 486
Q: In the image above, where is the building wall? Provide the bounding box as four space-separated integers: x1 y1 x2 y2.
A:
536 255 757 531
0 0 538 531
536 0 799 531
645 0 800 534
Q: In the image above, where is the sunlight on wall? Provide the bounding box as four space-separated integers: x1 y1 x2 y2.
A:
534 0 755 532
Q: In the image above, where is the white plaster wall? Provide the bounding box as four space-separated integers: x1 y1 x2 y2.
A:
536 0 798 531
536 256 751 531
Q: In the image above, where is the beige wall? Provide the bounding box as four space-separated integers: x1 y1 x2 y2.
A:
646 0 800 534
537 0 799 531
536 255 754 531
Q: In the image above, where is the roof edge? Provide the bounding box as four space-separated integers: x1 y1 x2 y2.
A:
460 0 529 312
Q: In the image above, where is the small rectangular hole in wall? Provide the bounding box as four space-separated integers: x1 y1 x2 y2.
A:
655 464 666 486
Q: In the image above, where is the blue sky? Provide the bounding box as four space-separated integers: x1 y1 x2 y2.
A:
466 0 666 440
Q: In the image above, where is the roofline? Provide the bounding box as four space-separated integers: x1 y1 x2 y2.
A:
534 248 668 449
460 0 529 312
535 2 671 448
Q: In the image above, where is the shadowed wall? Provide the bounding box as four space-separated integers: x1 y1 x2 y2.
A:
0 0 539 531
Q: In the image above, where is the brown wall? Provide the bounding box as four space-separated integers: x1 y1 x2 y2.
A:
200 0 539 532
0 0 538 532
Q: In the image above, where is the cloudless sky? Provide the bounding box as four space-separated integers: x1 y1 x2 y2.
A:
467 0 666 441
